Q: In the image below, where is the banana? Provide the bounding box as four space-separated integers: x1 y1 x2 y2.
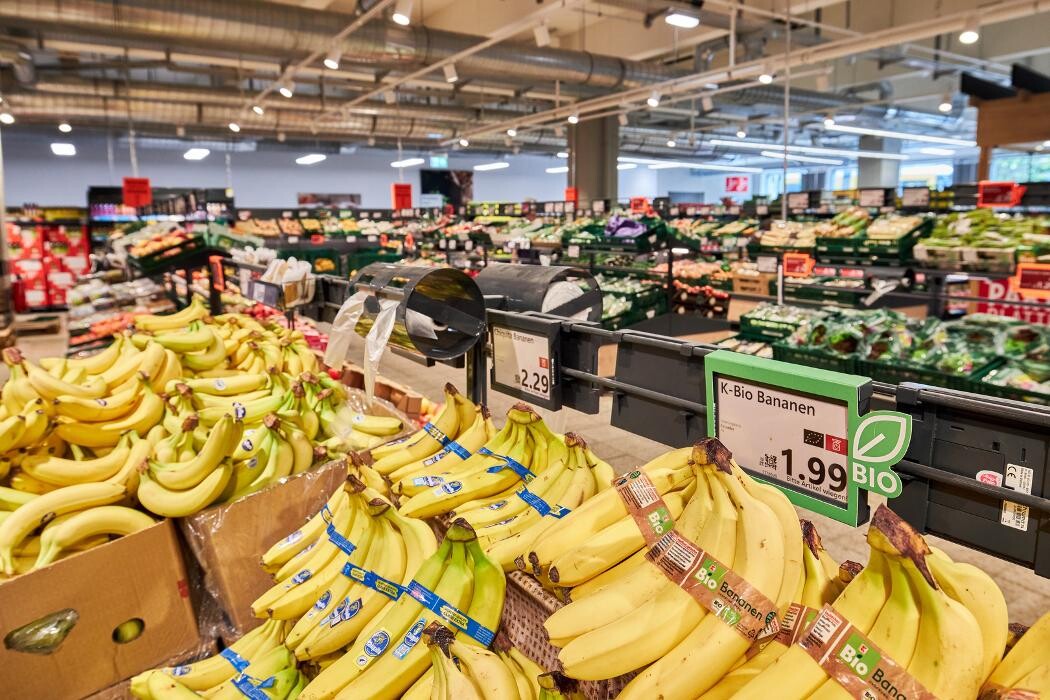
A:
537 673 586 700
21 445 131 486
53 383 143 422
261 485 351 570
34 506 156 568
134 297 208 332
137 459 232 518
985 610 1050 691
0 486 39 510
0 414 27 453
181 327 227 371
369 384 462 476
96 379 165 436
151 321 214 354
447 641 519 700
207 645 297 700
0 481 127 575
182 373 269 396
428 625 484 700
11 403 50 451
149 349 184 393
26 361 107 400
150 414 241 490
143 671 201 699
48 336 125 375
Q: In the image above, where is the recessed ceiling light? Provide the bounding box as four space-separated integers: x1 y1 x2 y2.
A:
58 122 72 133
392 0 413 25
546 166 569 174
184 148 210 161
228 122 241 133
296 153 327 165
567 113 579 124
506 127 517 137
279 83 294 99
736 129 747 139
391 157 425 168
458 138 469 147
50 142 76 156
666 139 676 148
647 90 661 108
938 94 953 113
443 63 459 83
959 17 979 44
252 105 265 115
324 49 341 70
665 11 700 29
758 64 774 84
823 116 835 127
474 162 510 171
0 112 14 125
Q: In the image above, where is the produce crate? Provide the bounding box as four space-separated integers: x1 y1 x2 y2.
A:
127 234 209 275
854 357 994 392
913 244 963 269
856 219 932 263
959 247 1016 274
772 342 856 374
815 233 866 256
501 572 628 700
784 280 865 306
970 360 1050 406
739 314 801 340
277 248 343 275
731 272 775 296
345 248 402 276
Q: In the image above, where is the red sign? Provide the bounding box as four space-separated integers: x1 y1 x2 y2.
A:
629 196 649 212
725 176 750 193
122 177 152 208
977 181 1026 208
783 252 815 278
970 277 1050 324
391 183 412 210
564 187 578 203
208 255 225 293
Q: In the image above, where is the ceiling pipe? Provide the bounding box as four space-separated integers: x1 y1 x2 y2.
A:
0 0 686 90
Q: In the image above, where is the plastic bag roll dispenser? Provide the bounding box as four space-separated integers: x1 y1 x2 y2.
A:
474 263 603 322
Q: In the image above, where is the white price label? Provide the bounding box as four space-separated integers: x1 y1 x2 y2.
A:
492 326 552 401
858 189 885 208
787 193 810 210
251 280 267 303
714 375 849 506
367 235 378 243
544 202 555 213
448 239 457 250
464 239 474 251
288 236 300 244
567 245 581 258
592 200 606 213
1001 463 1034 531
757 204 769 216
757 256 779 273
438 238 447 249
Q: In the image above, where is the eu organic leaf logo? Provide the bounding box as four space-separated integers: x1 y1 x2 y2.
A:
853 412 912 465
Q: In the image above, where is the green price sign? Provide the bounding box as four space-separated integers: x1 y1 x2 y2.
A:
704 350 912 526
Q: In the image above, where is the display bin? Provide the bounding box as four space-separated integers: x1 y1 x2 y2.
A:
784 280 865 306
913 243 963 269
127 233 209 275
731 272 775 296
345 248 402 276
277 247 343 275
815 232 866 256
772 342 856 373
856 219 932 263
854 357 993 391
739 313 802 340
960 246 1016 274
970 360 1050 406
502 572 628 700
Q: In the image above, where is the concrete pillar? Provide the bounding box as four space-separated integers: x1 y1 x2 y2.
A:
568 116 618 204
857 136 901 188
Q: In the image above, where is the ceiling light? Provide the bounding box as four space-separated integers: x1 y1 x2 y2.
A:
279 83 294 99
701 95 714 112
648 163 684 170
567 113 579 124
277 131 286 142
665 10 701 29
618 113 629 126
959 16 979 44
175 125 186 137
1037 144 1046 152
708 137 909 160
758 65 774 84
546 166 569 174
58 122 72 133
474 162 510 171
919 147 955 156
443 63 459 83
736 129 747 139
184 148 210 161
534 23 551 48
823 116 835 127
617 155 762 173
296 153 327 165
823 122 975 146
704 82 719 90
557 151 569 158
759 150 843 165
617 163 637 170
647 90 661 108
391 157 425 168
0 112 14 125
228 122 241 133
458 138 469 147
507 127 517 137
252 105 265 115
324 49 341 70
392 0 413 25
50 143 76 156
1043 139 1050 146
938 94 953 113
666 139 677 148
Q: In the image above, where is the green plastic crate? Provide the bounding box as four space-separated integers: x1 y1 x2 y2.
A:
970 360 1050 406
772 343 856 374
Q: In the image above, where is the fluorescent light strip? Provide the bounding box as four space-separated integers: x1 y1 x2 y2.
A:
918 147 955 156
708 138 909 161
617 163 637 170
183 148 210 161
474 162 510 171
823 123 975 147
759 150 843 165
50 142 76 156
617 155 762 173
546 166 569 174
390 157 425 167
296 153 327 165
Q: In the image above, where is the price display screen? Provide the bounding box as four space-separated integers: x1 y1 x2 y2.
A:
713 374 849 507
858 189 885 208
787 192 810 210
901 187 929 208
492 326 553 402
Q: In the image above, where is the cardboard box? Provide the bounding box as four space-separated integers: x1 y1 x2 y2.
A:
0 520 199 700
731 271 775 296
179 462 349 635
339 363 424 419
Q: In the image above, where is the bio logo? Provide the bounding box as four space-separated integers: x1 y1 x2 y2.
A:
647 506 672 536
838 633 880 679
693 556 728 591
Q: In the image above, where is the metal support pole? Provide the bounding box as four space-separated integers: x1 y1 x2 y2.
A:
465 341 488 406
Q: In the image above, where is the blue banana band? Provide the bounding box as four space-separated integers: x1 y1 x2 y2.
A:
326 523 358 556
479 447 536 483
515 487 571 519
404 580 496 647
422 422 452 447
423 439 473 466
231 674 275 700
341 561 404 600
219 647 250 673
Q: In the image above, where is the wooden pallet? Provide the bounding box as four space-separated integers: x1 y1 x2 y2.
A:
13 313 63 336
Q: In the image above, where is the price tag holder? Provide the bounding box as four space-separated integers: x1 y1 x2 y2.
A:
567 244 581 259
787 192 810 211
858 189 885 208
757 255 779 273
705 350 912 526
901 187 930 208
249 279 281 308
490 317 561 411
1010 263 1050 299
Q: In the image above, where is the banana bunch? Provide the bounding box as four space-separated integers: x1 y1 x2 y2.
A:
424 622 523 700
537 673 586 700
537 438 802 692
393 401 572 522
730 504 1001 700
130 620 307 700
981 610 1050 698
309 381 405 453
301 519 506 700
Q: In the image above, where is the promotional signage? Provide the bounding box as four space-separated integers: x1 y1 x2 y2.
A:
1011 263 1050 300
705 351 912 526
782 252 815 278
977 180 1026 208
858 188 888 208
490 318 561 411
391 183 412 210
122 177 152 208
564 187 578 203
725 176 750 193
